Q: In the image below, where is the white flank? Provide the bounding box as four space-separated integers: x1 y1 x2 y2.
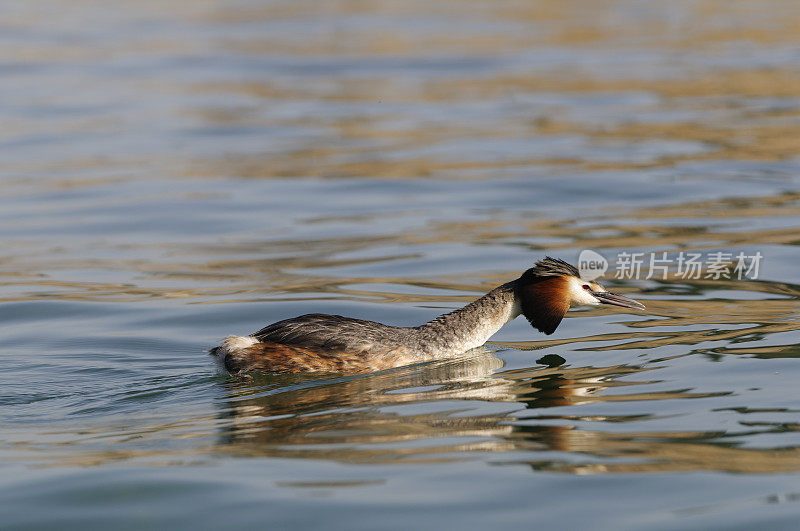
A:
217 335 259 356
212 335 259 372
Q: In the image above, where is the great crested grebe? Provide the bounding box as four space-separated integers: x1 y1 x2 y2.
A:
210 257 645 374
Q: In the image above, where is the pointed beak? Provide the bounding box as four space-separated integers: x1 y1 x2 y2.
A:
592 291 646 310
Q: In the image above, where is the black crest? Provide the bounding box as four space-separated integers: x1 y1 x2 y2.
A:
525 256 580 279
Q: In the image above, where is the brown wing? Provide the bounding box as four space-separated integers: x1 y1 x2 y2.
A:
224 341 414 374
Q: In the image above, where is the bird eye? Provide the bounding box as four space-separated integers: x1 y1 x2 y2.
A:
582 284 591 290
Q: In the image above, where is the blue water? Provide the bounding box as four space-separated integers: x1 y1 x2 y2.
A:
3 1 800 529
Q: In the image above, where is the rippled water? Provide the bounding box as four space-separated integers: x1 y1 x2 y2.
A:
3 1 800 529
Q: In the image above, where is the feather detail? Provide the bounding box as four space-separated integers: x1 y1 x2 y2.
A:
528 256 580 278
518 276 570 335
223 341 414 374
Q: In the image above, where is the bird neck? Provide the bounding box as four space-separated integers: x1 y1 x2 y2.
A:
413 281 521 359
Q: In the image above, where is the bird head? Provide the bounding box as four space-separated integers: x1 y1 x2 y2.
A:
517 257 645 335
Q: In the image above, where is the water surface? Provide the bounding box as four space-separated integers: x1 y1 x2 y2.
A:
3 1 800 529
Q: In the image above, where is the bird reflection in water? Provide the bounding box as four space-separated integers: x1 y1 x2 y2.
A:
215 350 800 474
215 349 648 464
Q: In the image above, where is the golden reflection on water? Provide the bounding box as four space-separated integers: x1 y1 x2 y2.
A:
156 0 800 180
2 1 800 181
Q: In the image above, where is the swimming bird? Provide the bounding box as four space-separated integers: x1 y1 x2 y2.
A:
211 257 645 374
